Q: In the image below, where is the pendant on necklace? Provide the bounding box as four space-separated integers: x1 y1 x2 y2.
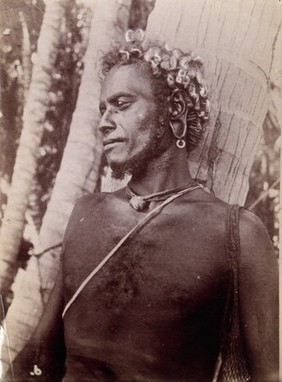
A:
129 196 148 211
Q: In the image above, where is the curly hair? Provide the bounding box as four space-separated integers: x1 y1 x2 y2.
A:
100 29 210 152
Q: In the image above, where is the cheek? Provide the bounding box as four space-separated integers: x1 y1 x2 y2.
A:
136 109 158 131
117 110 148 132
136 110 148 120
135 110 151 129
136 101 157 122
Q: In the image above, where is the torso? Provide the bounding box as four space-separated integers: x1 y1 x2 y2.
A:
62 188 232 381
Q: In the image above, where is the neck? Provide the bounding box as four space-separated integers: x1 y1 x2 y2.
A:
129 145 193 195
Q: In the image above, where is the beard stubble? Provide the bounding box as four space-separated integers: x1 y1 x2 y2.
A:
110 115 172 181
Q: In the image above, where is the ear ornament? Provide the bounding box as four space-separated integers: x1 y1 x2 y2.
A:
169 119 187 149
176 138 186 149
169 89 188 149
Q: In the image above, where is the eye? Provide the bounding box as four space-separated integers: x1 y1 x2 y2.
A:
115 100 130 111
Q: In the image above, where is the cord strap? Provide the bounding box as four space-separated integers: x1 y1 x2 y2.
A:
62 184 203 318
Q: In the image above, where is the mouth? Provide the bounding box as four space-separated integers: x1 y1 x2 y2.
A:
103 138 125 150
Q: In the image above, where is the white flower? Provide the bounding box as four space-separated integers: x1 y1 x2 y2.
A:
130 48 143 58
176 75 183 84
178 69 186 78
119 50 130 61
188 69 196 79
188 83 196 97
167 74 175 87
182 76 190 88
199 84 207 98
179 55 192 70
144 47 161 63
160 53 177 70
125 28 145 43
172 49 182 60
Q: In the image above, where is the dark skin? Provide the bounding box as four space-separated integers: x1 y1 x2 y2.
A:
99 63 278 380
10 63 278 381
239 212 278 381
99 64 192 192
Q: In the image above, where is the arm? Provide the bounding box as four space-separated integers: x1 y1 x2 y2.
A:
11 263 65 382
239 209 278 381
10 194 102 381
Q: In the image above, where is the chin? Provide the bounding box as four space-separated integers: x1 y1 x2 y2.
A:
108 160 128 180
109 159 145 181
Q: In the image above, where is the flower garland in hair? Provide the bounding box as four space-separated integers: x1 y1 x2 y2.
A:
118 29 210 122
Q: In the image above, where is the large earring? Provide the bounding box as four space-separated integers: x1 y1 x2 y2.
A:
169 119 187 149
176 137 186 149
168 89 188 149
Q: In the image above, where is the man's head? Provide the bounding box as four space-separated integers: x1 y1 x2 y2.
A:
99 29 210 179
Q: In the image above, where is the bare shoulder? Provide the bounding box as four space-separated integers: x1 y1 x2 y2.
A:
73 188 126 211
237 211 278 381
238 208 278 275
64 192 119 241
239 207 270 240
74 191 109 209
185 187 230 221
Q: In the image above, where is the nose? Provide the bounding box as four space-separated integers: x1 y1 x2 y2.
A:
98 108 116 136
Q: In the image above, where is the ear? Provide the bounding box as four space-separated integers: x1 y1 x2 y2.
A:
169 89 190 142
169 89 187 119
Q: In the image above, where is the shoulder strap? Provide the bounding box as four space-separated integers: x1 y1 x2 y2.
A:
225 204 241 303
62 184 203 318
217 204 241 340
213 204 240 381
222 204 241 343
213 204 250 382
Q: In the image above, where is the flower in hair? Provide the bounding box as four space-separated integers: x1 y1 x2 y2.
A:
144 47 162 65
101 29 212 151
167 73 175 87
119 49 131 61
125 29 145 44
103 29 211 129
182 75 190 88
160 54 177 71
179 55 192 70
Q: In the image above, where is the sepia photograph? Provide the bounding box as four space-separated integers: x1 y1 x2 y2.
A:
0 0 281 381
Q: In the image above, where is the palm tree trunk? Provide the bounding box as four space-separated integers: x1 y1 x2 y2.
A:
18 10 32 101
0 0 68 294
145 0 281 205
1 0 132 374
37 0 132 302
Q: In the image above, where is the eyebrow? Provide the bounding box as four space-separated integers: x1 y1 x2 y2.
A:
99 92 136 112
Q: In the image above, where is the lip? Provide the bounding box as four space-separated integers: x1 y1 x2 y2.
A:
103 138 125 149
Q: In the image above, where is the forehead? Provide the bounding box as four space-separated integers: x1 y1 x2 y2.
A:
101 64 155 101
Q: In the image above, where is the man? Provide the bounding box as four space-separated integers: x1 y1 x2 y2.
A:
11 30 278 381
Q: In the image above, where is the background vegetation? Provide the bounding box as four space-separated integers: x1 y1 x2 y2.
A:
0 1 280 373
0 0 280 288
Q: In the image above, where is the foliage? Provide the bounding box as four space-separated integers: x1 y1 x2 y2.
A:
0 0 91 233
246 100 280 254
128 0 155 29
0 0 279 251
30 0 91 228
0 0 44 238
0 0 44 180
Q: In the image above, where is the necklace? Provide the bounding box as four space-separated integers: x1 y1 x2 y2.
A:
126 181 203 211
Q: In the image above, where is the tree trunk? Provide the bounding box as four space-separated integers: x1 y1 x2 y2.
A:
2 0 280 375
18 10 32 101
1 0 132 374
0 0 68 294
145 0 281 205
36 0 132 304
